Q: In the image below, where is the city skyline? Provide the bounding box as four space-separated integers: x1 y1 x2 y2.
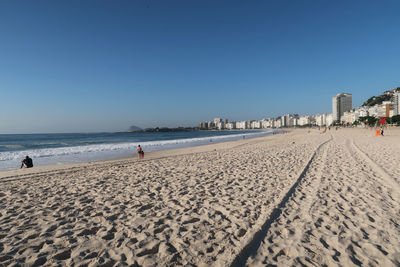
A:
199 88 400 129
1 1 400 134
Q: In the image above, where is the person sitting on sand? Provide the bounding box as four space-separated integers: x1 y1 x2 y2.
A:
21 156 33 168
137 145 144 158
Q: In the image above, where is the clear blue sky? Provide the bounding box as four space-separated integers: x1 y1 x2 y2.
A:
1 0 399 133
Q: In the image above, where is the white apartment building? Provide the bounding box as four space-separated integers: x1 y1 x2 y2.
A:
332 93 352 121
315 114 326 127
310 115 316 125
368 105 379 117
285 115 291 127
275 119 282 128
251 120 261 129
375 102 391 118
355 106 369 117
376 105 386 118
280 116 286 127
214 118 222 124
298 115 311 126
281 114 298 127
341 110 357 124
216 122 224 130
269 119 276 128
287 117 294 127
366 102 391 118
393 92 400 115
236 121 247 129
261 119 269 129
326 114 334 126
225 122 235 130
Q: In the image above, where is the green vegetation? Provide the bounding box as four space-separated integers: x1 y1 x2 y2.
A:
358 116 378 125
391 115 400 125
362 87 400 107
357 116 400 125
362 95 391 107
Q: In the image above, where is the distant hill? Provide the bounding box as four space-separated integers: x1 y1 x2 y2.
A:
362 87 400 107
127 125 142 132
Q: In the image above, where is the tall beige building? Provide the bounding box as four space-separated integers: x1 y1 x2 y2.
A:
332 93 352 122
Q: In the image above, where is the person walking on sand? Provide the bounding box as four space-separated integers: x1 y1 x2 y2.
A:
380 127 384 136
137 145 144 158
20 156 33 168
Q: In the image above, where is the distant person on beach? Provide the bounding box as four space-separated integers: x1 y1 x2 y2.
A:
137 145 144 158
380 128 384 136
20 156 33 168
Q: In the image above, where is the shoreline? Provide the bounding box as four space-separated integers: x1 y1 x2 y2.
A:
0 129 277 173
0 129 284 180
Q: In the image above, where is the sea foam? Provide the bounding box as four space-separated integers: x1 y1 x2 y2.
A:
0 130 274 170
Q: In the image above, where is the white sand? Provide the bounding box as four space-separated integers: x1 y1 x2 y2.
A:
0 128 399 266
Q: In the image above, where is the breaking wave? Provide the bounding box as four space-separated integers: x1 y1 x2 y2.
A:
0 130 274 170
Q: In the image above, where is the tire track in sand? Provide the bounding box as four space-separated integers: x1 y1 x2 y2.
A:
229 136 332 267
244 133 400 266
346 137 400 198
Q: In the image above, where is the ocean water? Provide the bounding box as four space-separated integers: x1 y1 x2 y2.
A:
0 130 276 171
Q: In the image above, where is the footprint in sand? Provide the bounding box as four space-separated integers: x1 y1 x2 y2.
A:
182 218 200 224
53 250 71 261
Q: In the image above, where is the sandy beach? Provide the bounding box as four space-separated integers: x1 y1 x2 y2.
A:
0 128 399 266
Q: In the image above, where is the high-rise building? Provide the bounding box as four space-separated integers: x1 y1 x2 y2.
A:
393 92 400 115
281 116 287 127
214 118 222 124
380 101 392 118
275 119 282 128
283 114 299 127
198 122 208 129
332 93 352 122
315 114 327 126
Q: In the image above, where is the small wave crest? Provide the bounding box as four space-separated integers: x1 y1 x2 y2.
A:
0 131 273 167
0 144 24 149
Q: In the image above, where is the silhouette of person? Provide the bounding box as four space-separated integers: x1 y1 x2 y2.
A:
137 145 144 158
21 156 33 168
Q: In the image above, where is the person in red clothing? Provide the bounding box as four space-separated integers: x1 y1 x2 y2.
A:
137 145 144 158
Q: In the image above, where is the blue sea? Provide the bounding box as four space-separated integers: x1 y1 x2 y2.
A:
0 130 276 170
